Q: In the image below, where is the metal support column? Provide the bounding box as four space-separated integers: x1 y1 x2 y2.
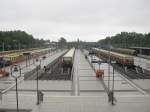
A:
112 67 115 105
37 67 39 105
16 78 19 112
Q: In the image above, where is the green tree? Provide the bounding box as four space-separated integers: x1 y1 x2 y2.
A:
58 37 67 49
0 30 48 51
98 32 150 48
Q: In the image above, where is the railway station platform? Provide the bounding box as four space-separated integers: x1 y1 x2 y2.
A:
0 50 67 92
131 47 150 56
1 92 150 112
72 50 106 96
0 49 150 112
32 95 150 112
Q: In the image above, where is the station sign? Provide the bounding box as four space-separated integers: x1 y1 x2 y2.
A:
107 60 116 64
11 65 21 78
111 61 116 64
91 60 107 64
89 50 96 55
91 60 98 63
23 52 31 56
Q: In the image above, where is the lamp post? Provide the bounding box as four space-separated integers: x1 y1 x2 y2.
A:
112 66 115 105
111 61 116 105
34 58 41 105
108 46 111 93
11 65 21 112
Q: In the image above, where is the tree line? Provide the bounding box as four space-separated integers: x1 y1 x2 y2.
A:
98 32 150 48
1 31 149 51
0 30 50 51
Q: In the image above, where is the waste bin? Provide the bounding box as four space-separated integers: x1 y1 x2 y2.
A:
38 91 44 103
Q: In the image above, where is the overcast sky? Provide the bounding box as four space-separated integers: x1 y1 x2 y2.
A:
0 0 150 41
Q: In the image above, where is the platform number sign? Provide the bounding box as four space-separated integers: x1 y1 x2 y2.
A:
111 61 116 64
11 65 21 78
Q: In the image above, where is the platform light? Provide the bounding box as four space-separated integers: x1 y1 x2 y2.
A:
34 58 41 105
11 65 21 112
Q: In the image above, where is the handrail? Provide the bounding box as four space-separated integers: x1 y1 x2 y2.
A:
71 50 76 95
1 78 24 94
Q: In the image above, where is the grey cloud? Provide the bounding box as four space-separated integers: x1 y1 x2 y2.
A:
0 0 150 41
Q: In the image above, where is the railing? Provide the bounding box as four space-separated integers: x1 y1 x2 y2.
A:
0 77 24 95
71 50 76 95
71 64 75 95
70 49 80 96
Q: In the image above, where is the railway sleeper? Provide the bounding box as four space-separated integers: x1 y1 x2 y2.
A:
113 64 150 79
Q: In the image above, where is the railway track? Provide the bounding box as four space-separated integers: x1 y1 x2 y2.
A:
112 64 150 79
25 49 73 80
111 64 148 95
39 67 71 80
39 57 72 80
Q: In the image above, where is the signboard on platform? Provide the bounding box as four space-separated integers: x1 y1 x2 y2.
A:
111 61 116 64
11 65 21 78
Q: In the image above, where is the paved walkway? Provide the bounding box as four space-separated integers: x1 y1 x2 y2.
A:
13 80 71 92
31 95 150 112
72 50 106 96
1 92 150 112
